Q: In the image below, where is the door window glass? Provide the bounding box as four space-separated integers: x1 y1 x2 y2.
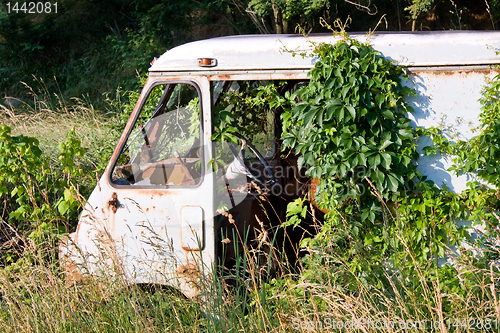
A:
112 82 202 186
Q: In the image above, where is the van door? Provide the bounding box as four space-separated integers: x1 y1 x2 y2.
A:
68 78 214 297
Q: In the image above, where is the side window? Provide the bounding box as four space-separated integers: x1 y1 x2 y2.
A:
112 82 202 186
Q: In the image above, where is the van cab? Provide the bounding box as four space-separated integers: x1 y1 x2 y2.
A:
61 31 500 297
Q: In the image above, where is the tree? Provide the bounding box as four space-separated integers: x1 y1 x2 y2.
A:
238 0 377 34
404 0 434 31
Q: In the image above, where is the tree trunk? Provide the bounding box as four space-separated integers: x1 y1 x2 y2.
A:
283 19 289 34
272 3 282 34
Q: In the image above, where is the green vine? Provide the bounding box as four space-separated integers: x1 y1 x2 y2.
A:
281 37 419 216
275 34 477 293
420 73 500 243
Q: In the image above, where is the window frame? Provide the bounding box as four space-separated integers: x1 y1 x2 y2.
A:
108 80 205 189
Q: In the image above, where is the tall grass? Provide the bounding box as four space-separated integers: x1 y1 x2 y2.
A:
0 77 119 173
0 220 499 332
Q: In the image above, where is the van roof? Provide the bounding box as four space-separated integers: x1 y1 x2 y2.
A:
149 31 500 73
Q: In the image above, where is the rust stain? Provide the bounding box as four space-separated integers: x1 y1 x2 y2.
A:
211 74 231 80
208 72 308 82
177 264 199 278
309 178 329 214
107 192 119 213
412 68 500 76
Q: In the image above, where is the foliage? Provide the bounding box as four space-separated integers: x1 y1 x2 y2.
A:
0 0 497 110
283 197 308 229
405 0 434 30
0 220 498 332
282 37 418 206
272 33 495 297
0 0 256 104
212 81 276 145
0 124 86 264
1 1 500 327
180 33 459 301
451 73 500 187
420 72 500 246
248 0 330 33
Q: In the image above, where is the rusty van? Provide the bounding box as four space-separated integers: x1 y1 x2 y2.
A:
60 31 500 297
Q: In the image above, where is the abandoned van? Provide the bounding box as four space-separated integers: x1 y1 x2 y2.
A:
60 31 500 297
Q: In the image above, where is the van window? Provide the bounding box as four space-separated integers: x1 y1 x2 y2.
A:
112 82 202 186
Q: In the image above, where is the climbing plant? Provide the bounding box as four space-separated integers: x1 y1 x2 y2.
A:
281 36 419 213
275 33 470 291
422 72 500 245
210 31 499 295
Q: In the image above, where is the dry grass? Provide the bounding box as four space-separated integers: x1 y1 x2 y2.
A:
0 240 499 333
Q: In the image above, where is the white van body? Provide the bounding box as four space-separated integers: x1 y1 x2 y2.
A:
61 31 500 297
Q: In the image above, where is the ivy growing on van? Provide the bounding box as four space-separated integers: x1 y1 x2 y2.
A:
168 32 496 295
274 36 469 291
281 37 419 214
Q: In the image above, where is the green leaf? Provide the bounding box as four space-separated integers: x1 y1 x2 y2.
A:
364 233 373 245
0 186 8 195
346 105 356 119
334 67 342 78
367 113 377 127
368 154 381 168
398 128 414 139
292 103 308 117
380 152 392 169
388 173 401 191
341 86 350 99
57 200 69 216
335 107 345 122
375 94 385 108
303 106 319 125
358 152 367 166
379 139 392 150
381 109 395 120
317 109 324 127
372 169 384 184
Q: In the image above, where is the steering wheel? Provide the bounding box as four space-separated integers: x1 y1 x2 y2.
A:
227 132 276 189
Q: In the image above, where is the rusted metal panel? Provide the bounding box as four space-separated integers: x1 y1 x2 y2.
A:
407 68 500 192
180 206 204 251
61 76 214 298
